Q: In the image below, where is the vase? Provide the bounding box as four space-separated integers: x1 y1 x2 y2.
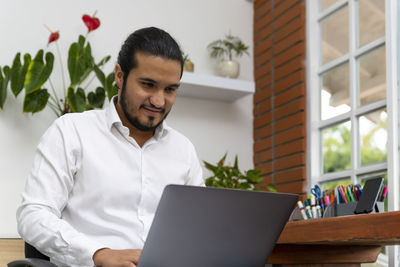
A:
216 60 240 78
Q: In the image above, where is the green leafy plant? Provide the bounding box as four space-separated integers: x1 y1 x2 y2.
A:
207 33 249 61
0 11 118 116
204 153 276 191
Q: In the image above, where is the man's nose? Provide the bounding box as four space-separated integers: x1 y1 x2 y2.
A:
149 89 165 108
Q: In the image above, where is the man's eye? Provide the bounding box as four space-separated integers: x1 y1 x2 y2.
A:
165 87 177 93
142 82 154 88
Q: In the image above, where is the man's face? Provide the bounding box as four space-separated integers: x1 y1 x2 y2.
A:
115 52 181 132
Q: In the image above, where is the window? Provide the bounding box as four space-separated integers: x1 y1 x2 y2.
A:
306 0 399 266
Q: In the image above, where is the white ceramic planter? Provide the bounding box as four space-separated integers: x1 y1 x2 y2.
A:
216 60 240 78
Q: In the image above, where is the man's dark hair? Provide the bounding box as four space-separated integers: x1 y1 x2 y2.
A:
117 27 184 82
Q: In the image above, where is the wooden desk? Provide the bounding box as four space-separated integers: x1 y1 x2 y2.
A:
267 211 400 266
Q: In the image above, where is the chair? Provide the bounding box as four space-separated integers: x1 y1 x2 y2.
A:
7 242 57 267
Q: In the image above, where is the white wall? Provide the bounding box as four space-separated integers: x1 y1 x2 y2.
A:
0 0 254 237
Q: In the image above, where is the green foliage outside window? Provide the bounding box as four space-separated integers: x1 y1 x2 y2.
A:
323 119 387 174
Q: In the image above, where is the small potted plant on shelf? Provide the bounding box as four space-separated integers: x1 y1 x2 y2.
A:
183 53 194 72
207 33 249 79
204 153 276 192
0 11 117 116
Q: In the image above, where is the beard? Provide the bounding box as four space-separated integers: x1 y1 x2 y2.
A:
120 81 170 132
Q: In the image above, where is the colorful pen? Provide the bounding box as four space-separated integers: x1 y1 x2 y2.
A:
338 186 348 204
381 186 388 201
323 195 330 206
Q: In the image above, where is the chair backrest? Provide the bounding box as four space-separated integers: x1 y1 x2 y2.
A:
25 242 50 261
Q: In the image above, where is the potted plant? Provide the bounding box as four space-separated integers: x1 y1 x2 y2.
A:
207 33 249 78
204 153 276 192
183 53 194 72
0 11 117 117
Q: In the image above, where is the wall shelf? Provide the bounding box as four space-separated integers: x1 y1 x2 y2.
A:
179 72 255 102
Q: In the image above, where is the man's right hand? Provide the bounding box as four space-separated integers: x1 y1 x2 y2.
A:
93 248 142 267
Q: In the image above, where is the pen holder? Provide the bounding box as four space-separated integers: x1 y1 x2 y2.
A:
323 201 385 218
288 206 304 221
289 201 385 221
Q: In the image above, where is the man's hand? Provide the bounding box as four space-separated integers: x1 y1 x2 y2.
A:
93 248 142 267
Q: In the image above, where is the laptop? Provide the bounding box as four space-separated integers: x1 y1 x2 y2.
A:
138 185 298 267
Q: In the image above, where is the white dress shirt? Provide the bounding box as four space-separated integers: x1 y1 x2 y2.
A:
16 98 204 267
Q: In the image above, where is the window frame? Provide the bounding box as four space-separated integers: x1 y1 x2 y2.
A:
306 0 399 266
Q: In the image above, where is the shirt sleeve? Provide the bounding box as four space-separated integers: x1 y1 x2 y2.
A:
186 142 205 187
16 117 105 267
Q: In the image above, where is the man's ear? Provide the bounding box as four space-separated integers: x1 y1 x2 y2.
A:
115 64 124 90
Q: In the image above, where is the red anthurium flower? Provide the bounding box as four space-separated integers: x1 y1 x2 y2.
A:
48 31 60 45
82 14 100 32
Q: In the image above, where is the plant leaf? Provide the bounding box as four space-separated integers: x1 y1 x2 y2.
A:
233 154 239 170
207 34 249 60
267 183 278 192
68 38 94 86
105 72 118 100
24 50 54 94
97 55 111 67
204 160 217 172
218 153 227 166
23 89 50 113
205 177 214 187
10 53 31 97
0 66 11 109
94 65 105 86
68 87 86 112
68 43 83 86
78 35 86 47
238 182 251 190
88 86 105 109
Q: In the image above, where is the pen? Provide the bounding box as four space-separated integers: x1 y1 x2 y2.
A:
310 197 318 219
323 195 330 206
344 186 349 202
304 199 312 219
347 185 355 202
335 187 339 205
297 201 308 220
338 186 348 204
319 197 325 213
355 185 362 198
354 186 360 201
316 198 323 218
381 186 388 201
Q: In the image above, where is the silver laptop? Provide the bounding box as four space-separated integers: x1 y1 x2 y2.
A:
138 185 298 267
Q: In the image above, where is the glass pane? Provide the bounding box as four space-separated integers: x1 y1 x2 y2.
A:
321 7 349 64
320 0 339 11
322 121 351 174
359 46 386 106
360 109 387 166
321 63 351 120
358 0 385 47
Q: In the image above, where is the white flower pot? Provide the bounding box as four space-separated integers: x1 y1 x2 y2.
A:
216 60 240 78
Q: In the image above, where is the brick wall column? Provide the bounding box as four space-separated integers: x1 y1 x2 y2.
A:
253 0 307 196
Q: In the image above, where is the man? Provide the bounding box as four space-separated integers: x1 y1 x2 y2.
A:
17 27 204 267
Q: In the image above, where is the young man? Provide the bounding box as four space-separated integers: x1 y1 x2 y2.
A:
17 27 204 267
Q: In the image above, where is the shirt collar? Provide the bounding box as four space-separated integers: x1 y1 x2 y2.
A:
106 96 170 140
